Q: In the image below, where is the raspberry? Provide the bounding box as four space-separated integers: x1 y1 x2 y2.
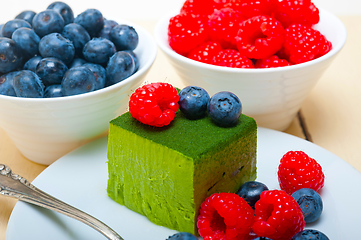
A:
129 82 179 127
211 49 254 68
187 41 223 64
225 0 276 19
252 190 305 240
282 24 332 64
213 0 232 10
236 15 285 59
180 0 217 18
274 0 320 28
197 192 254 240
255 55 290 68
168 13 209 55
208 8 244 49
278 151 325 194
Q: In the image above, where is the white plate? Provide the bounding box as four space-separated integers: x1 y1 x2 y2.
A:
6 127 361 239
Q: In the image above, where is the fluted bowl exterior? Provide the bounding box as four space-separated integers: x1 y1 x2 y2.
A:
155 9 346 131
0 20 157 165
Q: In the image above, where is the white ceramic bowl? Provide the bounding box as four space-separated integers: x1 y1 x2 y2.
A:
0 20 157 165
155 9 346 131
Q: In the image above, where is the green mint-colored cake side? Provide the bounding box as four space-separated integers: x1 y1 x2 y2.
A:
107 111 257 234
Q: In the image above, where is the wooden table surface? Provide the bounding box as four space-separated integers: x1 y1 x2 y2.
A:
1 17 360 239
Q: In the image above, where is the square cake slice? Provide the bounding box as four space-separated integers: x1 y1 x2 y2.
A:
107 111 257 234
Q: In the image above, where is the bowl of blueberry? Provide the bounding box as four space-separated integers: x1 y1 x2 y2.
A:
154 0 347 131
0 2 157 165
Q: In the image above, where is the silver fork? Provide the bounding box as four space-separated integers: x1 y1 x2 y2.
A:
0 164 123 240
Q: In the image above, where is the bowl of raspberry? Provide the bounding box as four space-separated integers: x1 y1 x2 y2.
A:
154 0 347 131
0 3 157 165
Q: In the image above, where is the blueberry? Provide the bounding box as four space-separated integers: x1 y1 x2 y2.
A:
47 1 74 25
61 66 96 96
99 19 118 40
166 232 198 240
69 57 87 68
236 181 268 209
23 55 42 72
83 63 106 90
61 23 90 58
208 91 242 127
74 9 104 38
39 33 75 65
178 86 210 119
82 38 116 65
106 51 135 86
0 24 3 37
13 70 44 98
32 10 65 38
110 24 138 51
36 57 68 86
291 229 329 240
123 50 139 72
0 37 22 73
11 27 40 60
15 10 37 26
44 84 63 98
0 19 32 38
292 188 323 223
0 71 19 96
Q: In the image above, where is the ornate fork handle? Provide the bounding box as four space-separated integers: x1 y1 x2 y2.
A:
0 164 124 240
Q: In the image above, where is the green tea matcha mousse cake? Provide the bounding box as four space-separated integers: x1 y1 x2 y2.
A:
107 114 257 234
107 83 257 235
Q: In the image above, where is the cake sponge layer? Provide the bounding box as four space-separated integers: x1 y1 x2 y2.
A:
107 111 257 234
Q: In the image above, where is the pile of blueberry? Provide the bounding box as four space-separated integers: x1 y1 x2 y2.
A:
0 2 139 98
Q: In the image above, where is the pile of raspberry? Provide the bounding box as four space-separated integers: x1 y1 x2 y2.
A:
197 150 325 240
168 0 332 68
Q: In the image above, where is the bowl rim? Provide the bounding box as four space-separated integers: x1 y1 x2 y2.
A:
0 19 158 103
154 8 347 74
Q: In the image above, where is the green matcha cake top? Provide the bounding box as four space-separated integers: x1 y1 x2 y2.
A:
110 111 257 162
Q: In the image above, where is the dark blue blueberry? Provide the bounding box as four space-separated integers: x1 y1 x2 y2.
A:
110 24 138 51
99 19 118 40
0 71 19 96
61 23 90 58
36 57 68 86
178 86 210 119
11 27 40 60
166 232 198 240
0 37 23 73
69 57 87 68
0 19 31 38
83 63 106 90
236 181 269 209
13 70 44 98
39 33 75 65
82 37 116 65
106 51 135 86
74 9 104 38
0 24 3 37
44 84 63 98
32 10 65 38
23 55 42 72
123 50 139 72
292 188 323 223
47 1 74 25
291 229 329 240
208 91 242 127
15 10 37 26
61 66 96 96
